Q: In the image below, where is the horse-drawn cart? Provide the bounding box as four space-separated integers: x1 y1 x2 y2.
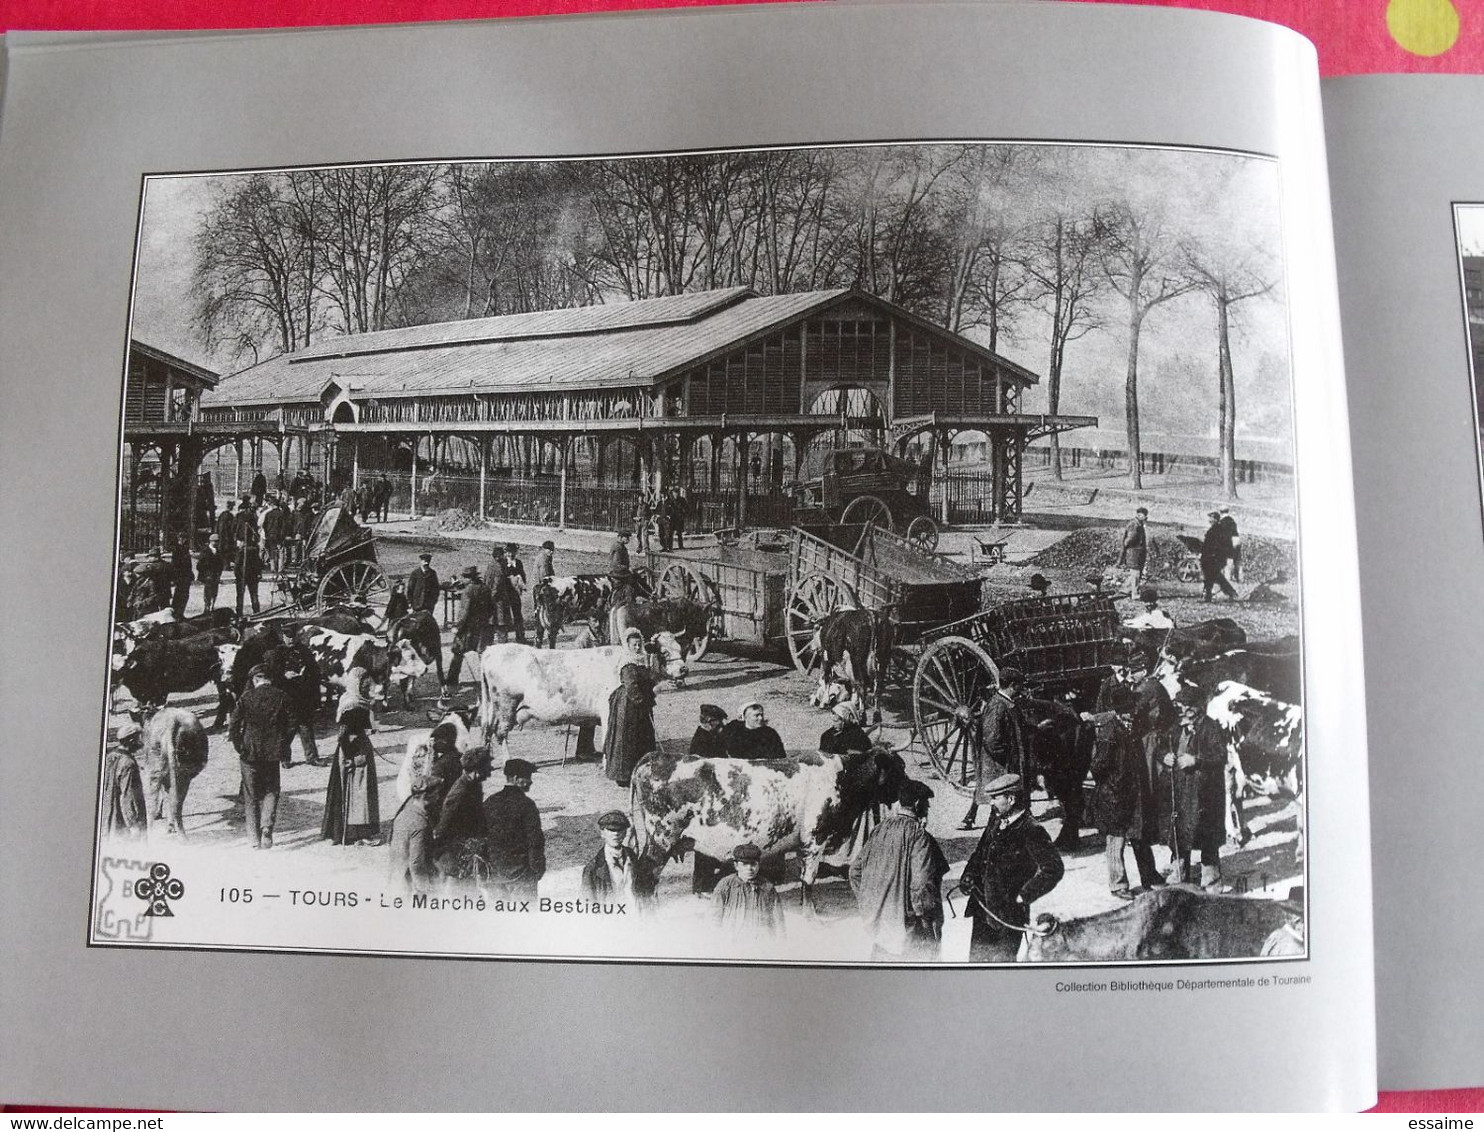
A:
271 503 390 627
912 591 1124 795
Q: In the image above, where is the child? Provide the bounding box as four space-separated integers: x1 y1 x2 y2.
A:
711 843 785 937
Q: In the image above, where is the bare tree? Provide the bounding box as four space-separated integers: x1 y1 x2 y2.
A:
1023 207 1108 478
1184 242 1276 499
1101 201 1198 489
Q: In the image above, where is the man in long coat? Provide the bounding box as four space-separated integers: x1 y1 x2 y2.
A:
849 780 947 960
102 721 147 839
1161 709 1229 888
482 758 546 903
215 501 238 573
444 565 494 696
406 553 440 615
1117 506 1149 597
602 661 656 788
387 772 439 894
169 532 194 618
959 665 1028 830
960 773 1065 962
1086 666 1163 898
229 666 293 849
1200 510 1238 602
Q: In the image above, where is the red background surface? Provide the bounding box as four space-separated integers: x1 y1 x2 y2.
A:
0 0 1479 1114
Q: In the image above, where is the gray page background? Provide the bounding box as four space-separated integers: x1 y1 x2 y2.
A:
0 4 1374 1110
1325 74 1484 1092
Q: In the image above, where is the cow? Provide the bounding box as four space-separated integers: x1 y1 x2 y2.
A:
1021 886 1293 962
112 607 239 672
805 607 897 722
295 626 427 709
1157 636 1301 709
621 596 717 663
114 635 239 728
1019 692 1097 851
393 705 480 802
532 575 613 641
139 707 209 837
476 634 688 761
629 745 909 911
1202 680 1305 849
388 611 445 707
809 675 865 716
1124 617 1248 666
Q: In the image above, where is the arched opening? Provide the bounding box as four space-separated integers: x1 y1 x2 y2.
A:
802 385 888 479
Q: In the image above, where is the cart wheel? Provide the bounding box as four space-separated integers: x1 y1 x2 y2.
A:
659 564 722 660
914 635 1001 797
1177 560 1202 584
840 494 893 530
786 572 860 675
906 515 939 553
317 560 390 630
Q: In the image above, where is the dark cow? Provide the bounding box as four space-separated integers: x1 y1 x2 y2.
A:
112 607 240 672
1020 693 1096 851
114 634 239 728
1158 636 1301 709
139 707 209 837
532 575 613 640
1122 617 1247 666
806 607 897 721
621 596 717 662
388 611 445 706
1022 886 1293 962
629 745 908 910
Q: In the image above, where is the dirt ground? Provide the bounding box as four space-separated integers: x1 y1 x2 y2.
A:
102 512 1303 963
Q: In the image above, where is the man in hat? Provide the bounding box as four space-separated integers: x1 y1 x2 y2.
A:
689 704 729 759
607 528 636 645
1027 572 1051 597
229 664 294 849
388 770 440 895
196 534 224 613
580 810 658 907
723 701 786 761
959 666 1029 831
819 701 872 756
533 540 560 648
1122 586 1175 634
1260 887 1306 956
1200 510 1238 602
482 758 546 903
712 843 785 937
260 494 287 574
491 542 527 644
608 527 632 580
444 565 495 697
849 779 949 960
1085 665 1164 900
960 772 1065 962
407 552 440 615
215 499 238 573
102 720 148 839
1118 506 1149 597
1217 506 1242 583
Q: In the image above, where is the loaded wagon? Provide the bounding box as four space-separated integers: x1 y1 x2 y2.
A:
270 503 390 628
912 591 1124 795
789 446 941 552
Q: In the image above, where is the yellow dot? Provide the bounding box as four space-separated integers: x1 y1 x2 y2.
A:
1386 0 1461 56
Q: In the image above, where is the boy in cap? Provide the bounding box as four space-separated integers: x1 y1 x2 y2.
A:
197 534 224 613
580 810 657 906
1118 506 1149 597
960 772 1065 962
102 720 148 839
711 843 785 937
482 758 546 902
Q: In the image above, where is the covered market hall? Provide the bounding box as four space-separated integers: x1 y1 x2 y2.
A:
162 286 1094 543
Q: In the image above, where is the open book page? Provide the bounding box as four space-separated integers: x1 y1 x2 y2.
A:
0 3 1371 1110
1324 74 1484 1093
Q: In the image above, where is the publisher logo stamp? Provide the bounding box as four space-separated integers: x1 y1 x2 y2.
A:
94 855 154 942
134 862 186 917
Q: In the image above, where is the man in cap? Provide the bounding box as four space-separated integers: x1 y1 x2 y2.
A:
711 843 785 937
849 779 949 960
959 666 1029 831
819 701 872 757
689 704 729 759
444 565 495 698
1118 506 1149 597
1260 887 1306 956
228 664 293 849
102 720 148 839
723 701 787 761
960 772 1065 962
531 540 560 648
580 810 658 907
1200 510 1238 602
388 770 440 895
406 552 440 615
482 758 546 903
607 528 637 645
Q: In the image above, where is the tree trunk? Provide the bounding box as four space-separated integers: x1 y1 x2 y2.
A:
1217 297 1238 500
1124 309 1145 490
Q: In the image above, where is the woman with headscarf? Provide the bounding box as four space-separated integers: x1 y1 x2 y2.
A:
336 666 378 733
321 705 381 846
723 701 787 760
819 701 873 756
602 661 657 788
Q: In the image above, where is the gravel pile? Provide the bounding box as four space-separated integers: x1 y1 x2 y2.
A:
426 507 488 532
1030 528 1297 581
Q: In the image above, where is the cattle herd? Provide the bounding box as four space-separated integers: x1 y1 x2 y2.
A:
101 551 1306 965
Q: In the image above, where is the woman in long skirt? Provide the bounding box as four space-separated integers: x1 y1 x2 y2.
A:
602 662 657 788
322 705 382 845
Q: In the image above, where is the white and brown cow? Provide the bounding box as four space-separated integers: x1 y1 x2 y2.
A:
476 634 687 761
805 607 896 722
532 575 613 641
295 626 427 708
1203 680 1305 850
629 745 908 910
140 707 210 838
393 705 480 803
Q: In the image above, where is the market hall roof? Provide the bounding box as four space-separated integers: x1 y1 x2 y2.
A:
200 286 1040 408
